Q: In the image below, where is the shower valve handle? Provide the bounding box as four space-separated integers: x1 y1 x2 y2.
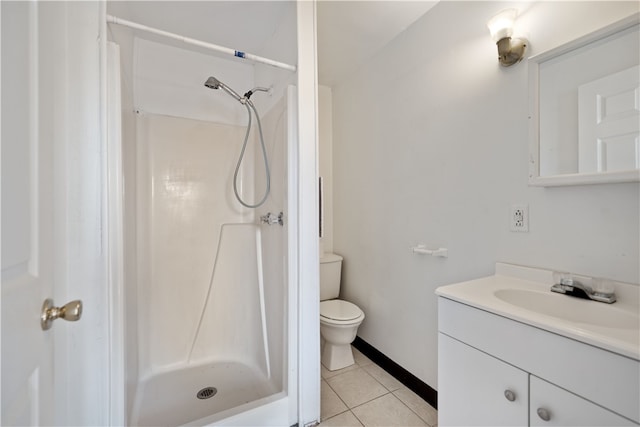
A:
260 212 284 226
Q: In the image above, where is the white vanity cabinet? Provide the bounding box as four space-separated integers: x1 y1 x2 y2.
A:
439 332 636 426
437 291 640 427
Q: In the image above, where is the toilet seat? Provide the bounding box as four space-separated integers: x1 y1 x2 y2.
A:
320 300 364 323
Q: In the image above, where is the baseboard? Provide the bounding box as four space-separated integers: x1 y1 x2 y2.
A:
352 336 438 410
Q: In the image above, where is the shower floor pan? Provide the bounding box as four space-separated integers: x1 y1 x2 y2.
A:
130 361 278 426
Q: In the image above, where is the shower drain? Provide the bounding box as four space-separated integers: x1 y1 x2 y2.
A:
196 387 218 400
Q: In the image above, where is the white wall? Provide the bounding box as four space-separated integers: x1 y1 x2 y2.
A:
254 1 298 114
319 85 334 255
136 114 254 370
133 39 254 125
331 1 639 390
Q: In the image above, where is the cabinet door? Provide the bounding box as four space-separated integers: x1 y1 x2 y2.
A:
439 333 528 426
530 376 637 426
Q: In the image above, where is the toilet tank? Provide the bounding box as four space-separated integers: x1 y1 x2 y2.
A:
320 253 343 301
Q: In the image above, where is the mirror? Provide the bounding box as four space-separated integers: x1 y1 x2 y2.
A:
528 13 640 186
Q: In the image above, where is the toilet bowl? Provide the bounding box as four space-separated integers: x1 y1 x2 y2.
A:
319 253 364 371
319 297 364 371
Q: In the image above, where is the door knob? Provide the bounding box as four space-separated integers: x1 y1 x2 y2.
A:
41 298 83 330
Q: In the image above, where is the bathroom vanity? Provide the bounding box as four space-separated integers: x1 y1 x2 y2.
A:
436 263 640 426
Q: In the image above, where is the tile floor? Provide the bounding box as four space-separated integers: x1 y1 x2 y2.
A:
320 347 438 426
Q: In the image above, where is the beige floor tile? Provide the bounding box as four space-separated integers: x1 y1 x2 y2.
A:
321 380 348 420
393 387 438 426
319 410 363 427
361 363 403 391
326 368 388 408
322 361 359 379
352 347 373 366
351 393 427 426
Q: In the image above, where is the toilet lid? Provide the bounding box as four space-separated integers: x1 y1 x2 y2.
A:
320 300 362 321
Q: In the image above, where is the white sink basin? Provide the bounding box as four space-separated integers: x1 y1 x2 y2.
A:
493 288 638 330
435 263 640 360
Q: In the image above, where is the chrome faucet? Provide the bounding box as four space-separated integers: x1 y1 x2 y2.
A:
551 276 616 304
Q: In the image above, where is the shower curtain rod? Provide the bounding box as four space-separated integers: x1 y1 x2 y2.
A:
106 14 297 72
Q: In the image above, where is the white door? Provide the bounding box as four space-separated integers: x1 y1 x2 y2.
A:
578 65 640 173
1 2 110 425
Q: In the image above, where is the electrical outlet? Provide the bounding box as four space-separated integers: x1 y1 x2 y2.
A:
510 204 529 232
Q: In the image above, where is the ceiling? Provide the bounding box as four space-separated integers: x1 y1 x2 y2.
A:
107 1 292 55
106 1 438 87
317 1 438 86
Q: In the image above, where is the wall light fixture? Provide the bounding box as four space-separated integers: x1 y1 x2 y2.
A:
487 9 528 67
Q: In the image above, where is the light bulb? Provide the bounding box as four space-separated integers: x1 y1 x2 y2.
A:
487 9 517 42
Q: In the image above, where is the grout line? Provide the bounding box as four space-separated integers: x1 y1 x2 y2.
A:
322 409 364 427
322 346 437 426
320 408 350 424
391 389 433 427
323 377 351 414
352 337 438 409
327 367 392 409
361 363 403 393
347 390 392 410
349 391 433 427
394 388 439 427
350 409 365 426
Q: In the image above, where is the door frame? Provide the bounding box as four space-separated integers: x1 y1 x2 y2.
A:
100 2 126 423
100 1 320 425
295 1 321 425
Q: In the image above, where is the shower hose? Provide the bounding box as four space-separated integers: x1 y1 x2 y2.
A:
233 99 270 209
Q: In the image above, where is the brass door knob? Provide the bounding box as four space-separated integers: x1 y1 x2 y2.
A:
41 298 83 330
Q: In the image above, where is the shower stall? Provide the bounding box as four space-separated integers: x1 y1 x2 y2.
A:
104 2 316 425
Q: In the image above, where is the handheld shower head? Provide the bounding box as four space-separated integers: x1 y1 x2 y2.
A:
204 76 221 89
204 76 243 102
203 76 272 208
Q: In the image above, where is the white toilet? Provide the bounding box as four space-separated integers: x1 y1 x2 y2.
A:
320 253 365 371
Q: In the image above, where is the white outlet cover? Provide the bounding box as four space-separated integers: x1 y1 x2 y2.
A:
510 204 529 232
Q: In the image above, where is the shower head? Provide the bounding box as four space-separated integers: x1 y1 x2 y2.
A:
204 76 222 90
204 76 243 102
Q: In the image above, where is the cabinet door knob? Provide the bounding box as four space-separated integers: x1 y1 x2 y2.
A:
504 389 516 402
537 407 551 422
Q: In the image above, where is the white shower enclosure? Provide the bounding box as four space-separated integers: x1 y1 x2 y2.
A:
127 96 290 426
105 2 319 425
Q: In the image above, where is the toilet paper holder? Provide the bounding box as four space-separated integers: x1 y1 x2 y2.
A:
412 244 448 258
